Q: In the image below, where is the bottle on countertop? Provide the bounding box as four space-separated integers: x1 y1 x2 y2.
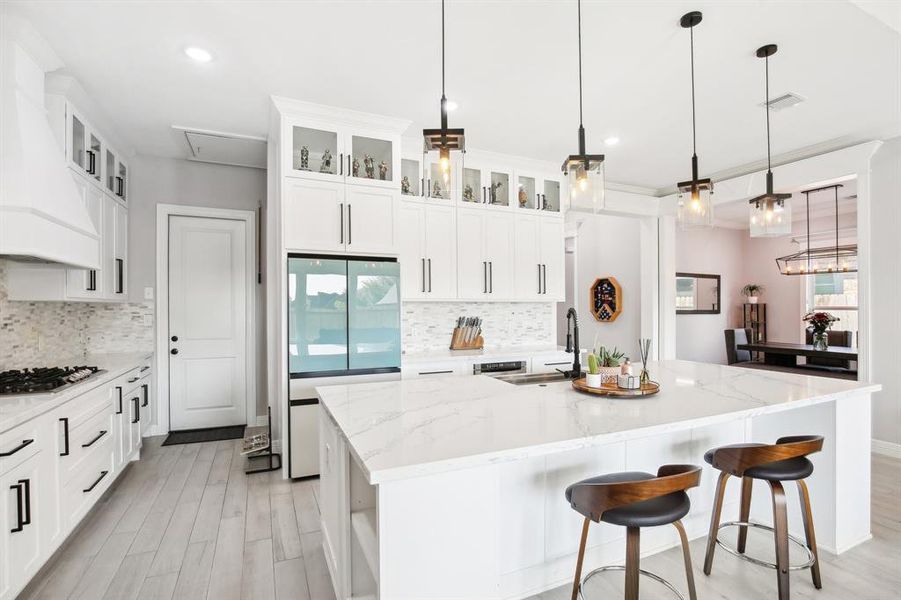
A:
621 358 632 376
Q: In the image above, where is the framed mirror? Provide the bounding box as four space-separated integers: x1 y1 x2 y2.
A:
676 273 721 314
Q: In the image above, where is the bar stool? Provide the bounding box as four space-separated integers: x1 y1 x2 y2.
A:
703 435 824 600
565 464 701 600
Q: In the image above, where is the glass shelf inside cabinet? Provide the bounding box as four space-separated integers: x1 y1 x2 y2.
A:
517 176 537 209
427 162 452 200
292 126 339 175
89 134 101 183
462 167 482 204
401 158 421 196
350 136 393 183
543 180 561 212
488 171 510 207
72 115 86 170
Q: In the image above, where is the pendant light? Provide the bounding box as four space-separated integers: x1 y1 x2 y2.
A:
775 184 858 275
562 0 605 212
676 11 713 229
749 44 792 237
422 0 464 200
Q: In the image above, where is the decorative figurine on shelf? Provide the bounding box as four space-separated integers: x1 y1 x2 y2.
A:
401 175 412 195
378 160 388 181
432 180 443 199
463 184 475 202
489 181 504 204
363 154 375 179
352 157 360 178
299 146 310 170
320 149 332 173
518 187 528 207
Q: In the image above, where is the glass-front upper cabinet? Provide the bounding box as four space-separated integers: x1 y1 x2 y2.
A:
516 174 538 210
291 125 341 179
461 166 482 204
542 178 562 213
70 113 86 172
105 148 117 195
457 163 511 208
87 133 102 184
347 135 394 187
400 157 422 197
424 155 457 202
486 169 511 208
116 160 127 203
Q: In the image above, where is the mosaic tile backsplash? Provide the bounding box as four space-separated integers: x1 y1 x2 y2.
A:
0 259 154 369
401 301 556 354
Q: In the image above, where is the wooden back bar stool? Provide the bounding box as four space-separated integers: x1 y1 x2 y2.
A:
703 435 824 600
565 464 701 600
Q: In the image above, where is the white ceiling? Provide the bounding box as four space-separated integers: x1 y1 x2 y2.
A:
8 1 901 191
713 179 858 229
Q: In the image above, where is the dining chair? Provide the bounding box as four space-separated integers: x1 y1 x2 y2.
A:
724 328 753 365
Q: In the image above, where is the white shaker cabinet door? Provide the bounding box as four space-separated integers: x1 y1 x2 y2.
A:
424 203 456 299
344 186 396 255
540 217 565 300
483 211 514 299
456 208 486 300
513 214 542 300
284 179 346 253
66 176 104 300
398 202 426 300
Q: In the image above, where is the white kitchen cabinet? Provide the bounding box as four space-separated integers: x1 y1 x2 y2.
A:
483 212 514 298
539 216 565 299
401 360 471 379
114 201 128 297
530 352 575 374
65 175 105 300
458 208 515 300
104 146 129 203
319 409 349 598
399 200 456 300
515 170 564 213
344 185 396 254
1 451 44 597
460 162 513 209
514 214 565 300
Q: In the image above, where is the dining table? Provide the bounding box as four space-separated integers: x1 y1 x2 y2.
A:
737 341 857 368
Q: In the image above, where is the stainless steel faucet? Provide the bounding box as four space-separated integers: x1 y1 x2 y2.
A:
564 307 581 379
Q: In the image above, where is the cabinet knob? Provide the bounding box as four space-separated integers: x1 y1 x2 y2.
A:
170 348 179 355
171 335 178 342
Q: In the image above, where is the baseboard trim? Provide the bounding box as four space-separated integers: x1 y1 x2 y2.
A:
872 439 901 459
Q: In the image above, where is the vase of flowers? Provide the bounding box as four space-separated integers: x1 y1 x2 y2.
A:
803 311 839 351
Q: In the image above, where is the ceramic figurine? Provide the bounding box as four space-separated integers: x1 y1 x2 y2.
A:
363 154 375 179
320 149 332 173
518 187 528 207
378 160 388 180
299 146 309 170
489 181 503 204
352 157 360 177
463 184 475 202
433 180 442 198
401 175 412 195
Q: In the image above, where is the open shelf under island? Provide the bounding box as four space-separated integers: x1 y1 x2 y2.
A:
315 360 879 600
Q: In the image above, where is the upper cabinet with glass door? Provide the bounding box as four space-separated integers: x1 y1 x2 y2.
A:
458 162 512 209
67 105 104 185
515 171 564 214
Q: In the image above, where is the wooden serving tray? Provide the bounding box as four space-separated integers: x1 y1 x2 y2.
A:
571 377 660 397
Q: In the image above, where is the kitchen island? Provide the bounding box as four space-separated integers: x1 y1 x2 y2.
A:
316 360 879 600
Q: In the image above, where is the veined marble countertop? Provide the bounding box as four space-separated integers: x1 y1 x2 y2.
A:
0 351 153 433
317 359 881 484
401 344 568 365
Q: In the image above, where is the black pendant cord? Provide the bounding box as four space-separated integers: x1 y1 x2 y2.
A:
764 53 772 175
441 0 445 99
690 24 697 160
835 186 839 266
806 191 811 273
576 0 586 156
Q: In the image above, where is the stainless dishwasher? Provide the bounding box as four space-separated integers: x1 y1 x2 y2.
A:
472 360 528 377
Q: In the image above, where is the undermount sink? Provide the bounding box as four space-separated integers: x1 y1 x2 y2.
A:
495 371 583 386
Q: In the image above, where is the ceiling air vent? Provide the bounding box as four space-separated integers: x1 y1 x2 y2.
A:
760 92 806 111
173 126 267 169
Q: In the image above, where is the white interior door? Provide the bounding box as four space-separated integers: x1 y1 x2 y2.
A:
169 215 249 430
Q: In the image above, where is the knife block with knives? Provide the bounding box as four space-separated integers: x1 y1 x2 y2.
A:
450 316 484 350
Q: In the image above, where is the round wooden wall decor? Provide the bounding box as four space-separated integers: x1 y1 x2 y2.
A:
590 277 622 322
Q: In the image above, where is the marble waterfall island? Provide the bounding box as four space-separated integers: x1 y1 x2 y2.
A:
316 360 879 600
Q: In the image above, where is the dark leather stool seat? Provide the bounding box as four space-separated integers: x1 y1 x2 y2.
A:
704 445 814 481
566 472 691 527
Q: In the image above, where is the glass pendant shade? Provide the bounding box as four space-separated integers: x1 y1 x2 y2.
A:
677 180 714 229
565 157 605 212
422 139 463 200
749 195 792 237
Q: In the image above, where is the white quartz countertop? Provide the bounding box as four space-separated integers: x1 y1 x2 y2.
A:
0 351 153 433
317 360 881 484
401 344 568 365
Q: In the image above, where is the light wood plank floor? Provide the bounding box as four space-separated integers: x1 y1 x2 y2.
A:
21 439 900 600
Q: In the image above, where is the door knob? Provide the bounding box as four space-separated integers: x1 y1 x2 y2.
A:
170 349 179 355
171 335 178 342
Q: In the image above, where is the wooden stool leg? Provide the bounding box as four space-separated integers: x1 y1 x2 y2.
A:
770 481 791 600
571 517 591 600
673 520 698 600
704 471 730 575
625 526 641 600
797 479 822 589
737 476 753 554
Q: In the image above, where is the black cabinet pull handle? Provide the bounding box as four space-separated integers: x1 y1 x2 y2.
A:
116 176 124 197
87 150 96 174
538 264 542 294
421 258 425 293
83 471 108 493
127 376 139 383
347 204 352 244
22 478 31 526
419 370 453 375
483 261 487 293
420 177 425 197
10 481 24 532
489 261 493 294
171 348 178 355
0 439 34 457
348 155 351 177
115 258 124 294
339 202 344 244
170 335 178 342
543 264 547 294
132 397 140 423
60 418 70 456
482 186 486 203
339 152 343 175
116 386 123 414
82 430 108 448
86 269 97 291
427 258 432 292
142 383 149 407
140 365 151 372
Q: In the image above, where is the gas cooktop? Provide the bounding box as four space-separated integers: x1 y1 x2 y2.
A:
0 366 102 396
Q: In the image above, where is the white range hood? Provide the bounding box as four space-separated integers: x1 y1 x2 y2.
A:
0 16 100 269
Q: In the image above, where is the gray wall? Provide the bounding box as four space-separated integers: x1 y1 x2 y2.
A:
129 155 269 418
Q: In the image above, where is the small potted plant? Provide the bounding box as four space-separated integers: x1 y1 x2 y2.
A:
741 283 764 304
803 312 839 350
586 352 602 388
595 346 626 384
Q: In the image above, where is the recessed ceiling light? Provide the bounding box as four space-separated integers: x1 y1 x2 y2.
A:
184 47 213 63
604 136 620 146
446 100 458 111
